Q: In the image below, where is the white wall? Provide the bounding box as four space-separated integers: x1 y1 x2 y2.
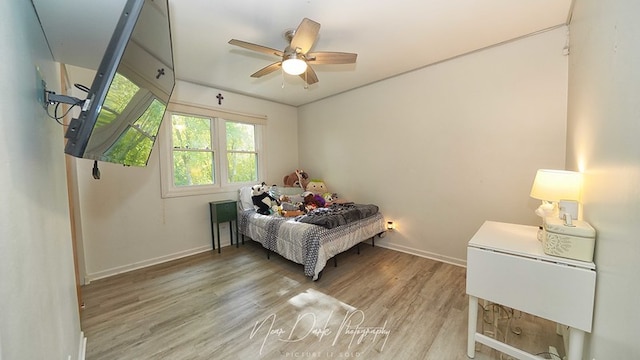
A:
298 27 569 264
63 73 299 280
566 1 640 357
0 1 82 359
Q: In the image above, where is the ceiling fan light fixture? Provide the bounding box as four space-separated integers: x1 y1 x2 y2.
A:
282 54 307 75
229 18 356 86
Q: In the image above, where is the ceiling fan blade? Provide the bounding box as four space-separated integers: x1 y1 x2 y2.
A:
306 52 358 64
229 39 283 57
250 62 282 78
299 65 319 85
290 18 320 54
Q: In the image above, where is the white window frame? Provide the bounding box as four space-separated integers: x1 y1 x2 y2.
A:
159 101 266 198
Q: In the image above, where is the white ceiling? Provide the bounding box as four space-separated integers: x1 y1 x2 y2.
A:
32 0 572 107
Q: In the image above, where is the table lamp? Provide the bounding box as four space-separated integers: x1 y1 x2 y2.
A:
530 169 583 219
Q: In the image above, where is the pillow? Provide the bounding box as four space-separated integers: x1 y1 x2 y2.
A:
275 186 304 196
238 186 255 211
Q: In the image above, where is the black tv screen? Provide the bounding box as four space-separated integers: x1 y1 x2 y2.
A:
64 0 174 166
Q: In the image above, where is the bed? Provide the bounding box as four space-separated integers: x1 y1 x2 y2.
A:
237 186 386 280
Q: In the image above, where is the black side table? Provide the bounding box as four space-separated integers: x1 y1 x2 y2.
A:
209 200 238 253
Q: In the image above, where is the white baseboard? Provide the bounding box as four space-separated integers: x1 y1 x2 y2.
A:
78 331 86 360
374 240 467 268
85 245 212 283
85 240 466 283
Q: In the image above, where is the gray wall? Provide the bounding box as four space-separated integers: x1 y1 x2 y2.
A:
0 1 82 359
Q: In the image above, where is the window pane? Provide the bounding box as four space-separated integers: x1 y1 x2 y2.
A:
135 99 166 135
102 99 168 166
172 115 211 150
227 152 257 183
226 122 255 151
98 73 140 127
103 126 154 166
173 150 214 186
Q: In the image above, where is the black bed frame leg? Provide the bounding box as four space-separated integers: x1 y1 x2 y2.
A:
266 248 271 259
371 236 375 247
357 243 360 255
334 256 338 267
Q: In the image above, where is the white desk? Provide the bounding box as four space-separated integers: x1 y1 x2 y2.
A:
466 221 596 360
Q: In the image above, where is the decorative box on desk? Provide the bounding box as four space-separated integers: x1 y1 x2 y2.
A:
543 216 596 262
466 221 596 360
209 200 239 253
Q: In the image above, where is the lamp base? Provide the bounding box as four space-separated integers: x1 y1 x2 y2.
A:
534 201 554 242
535 201 557 218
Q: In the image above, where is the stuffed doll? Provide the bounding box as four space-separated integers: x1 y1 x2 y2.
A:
304 193 326 210
251 182 279 215
305 179 328 194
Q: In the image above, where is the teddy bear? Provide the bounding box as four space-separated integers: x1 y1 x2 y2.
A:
283 171 298 187
251 182 280 215
283 169 310 189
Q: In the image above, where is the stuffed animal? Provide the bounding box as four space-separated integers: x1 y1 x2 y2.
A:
282 209 304 217
283 169 310 189
304 193 326 210
251 182 279 215
322 192 338 203
283 171 299 187
296 169 310 190
324 192 347 204
305 179 328 194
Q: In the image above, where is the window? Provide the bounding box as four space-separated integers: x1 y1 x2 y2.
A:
225 122 258 183
159 102 266 198
171 114 215 186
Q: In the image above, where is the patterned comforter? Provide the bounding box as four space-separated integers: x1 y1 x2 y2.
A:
239 209 385 280
294 203 380 229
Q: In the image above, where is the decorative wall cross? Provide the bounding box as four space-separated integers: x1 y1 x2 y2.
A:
156 68 165 79
216 93 224 105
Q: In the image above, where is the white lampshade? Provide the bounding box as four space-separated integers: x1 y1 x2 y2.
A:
282 55 307 75
530 169 583 202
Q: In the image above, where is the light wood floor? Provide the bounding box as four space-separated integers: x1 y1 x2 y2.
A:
81 241 564 360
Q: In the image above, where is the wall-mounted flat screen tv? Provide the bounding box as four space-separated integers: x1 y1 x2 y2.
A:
64 0 175 167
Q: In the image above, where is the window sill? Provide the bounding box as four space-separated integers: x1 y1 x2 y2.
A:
160 183 250 199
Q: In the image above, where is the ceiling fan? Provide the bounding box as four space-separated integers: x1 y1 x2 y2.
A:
228 18 357 85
